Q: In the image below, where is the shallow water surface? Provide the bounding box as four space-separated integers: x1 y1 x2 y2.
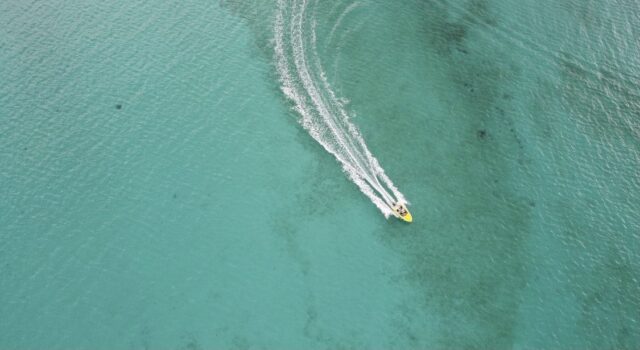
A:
1 0 639 348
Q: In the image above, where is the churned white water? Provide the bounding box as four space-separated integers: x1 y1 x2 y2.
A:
274 0 407 217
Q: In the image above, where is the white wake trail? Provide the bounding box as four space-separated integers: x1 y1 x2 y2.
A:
324 1 362 49
274 0 408 217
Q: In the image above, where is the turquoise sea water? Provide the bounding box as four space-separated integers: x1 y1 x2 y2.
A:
1 0 639 348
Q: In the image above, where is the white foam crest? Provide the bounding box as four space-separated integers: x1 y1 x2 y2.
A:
292 0 394 208
275 0 389 215
290 0 374 183
273 0 408 217
308 5 396 205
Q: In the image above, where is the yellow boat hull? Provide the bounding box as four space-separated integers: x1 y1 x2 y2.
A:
400 211 413 223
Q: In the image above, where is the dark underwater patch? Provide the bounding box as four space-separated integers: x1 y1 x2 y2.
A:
221 0 539 347
444 22 467 45
175 331 203 350
375 0 534 348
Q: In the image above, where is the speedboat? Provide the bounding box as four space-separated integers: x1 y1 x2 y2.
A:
391 202 413 223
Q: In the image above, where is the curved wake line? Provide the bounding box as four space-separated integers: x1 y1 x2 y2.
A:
274 0 407 217
324 1 363 49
